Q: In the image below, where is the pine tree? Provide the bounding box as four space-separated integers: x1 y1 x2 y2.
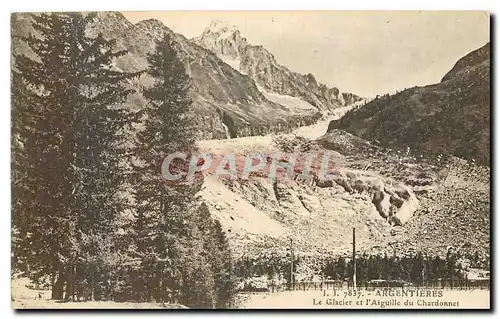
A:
128 32 202 303
12 13 80 299
11 38 39 278
11 12 140 300
336 256 346 280
128 32 238 306
63 13 141 301
195 203 236 308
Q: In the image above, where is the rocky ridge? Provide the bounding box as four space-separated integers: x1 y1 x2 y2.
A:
329 43 490 165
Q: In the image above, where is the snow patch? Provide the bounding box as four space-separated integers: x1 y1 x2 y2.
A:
221 122 231 139
222 58 243 73
255 85 316 112
200 176 287 238
292 99 367 139
262 91 316 111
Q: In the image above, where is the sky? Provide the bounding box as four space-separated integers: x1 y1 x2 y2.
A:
122 11 489 97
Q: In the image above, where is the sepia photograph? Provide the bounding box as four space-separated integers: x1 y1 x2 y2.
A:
10 9 491 309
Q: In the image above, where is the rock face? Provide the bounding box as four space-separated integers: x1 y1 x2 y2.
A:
326 169 419 225
328 43 490 165
12 13 328 140
195 20 363 112
317 123 490 258
198 130 421 257
199 161 419 257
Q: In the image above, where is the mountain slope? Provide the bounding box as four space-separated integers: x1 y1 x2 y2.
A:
195 20 363 112
12 12 323 139
104 15 325 139
328 43 490 165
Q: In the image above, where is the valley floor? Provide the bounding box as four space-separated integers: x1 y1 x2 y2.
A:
11 278 187 309
13 299 187 309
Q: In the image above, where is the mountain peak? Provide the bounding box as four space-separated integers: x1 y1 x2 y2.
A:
134 19 174 38
86 11 133 39
197 20 247 60
136 18 169 31
205 19 238 35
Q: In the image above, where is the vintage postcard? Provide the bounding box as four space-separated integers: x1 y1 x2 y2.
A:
11 11 490 309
